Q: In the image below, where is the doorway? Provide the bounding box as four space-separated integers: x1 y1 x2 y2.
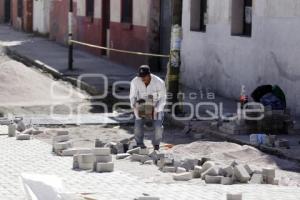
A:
25 0 33 32
102 0 110 56
4 0 11 23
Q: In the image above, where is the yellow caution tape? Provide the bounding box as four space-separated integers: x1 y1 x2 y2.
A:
70 40 170 58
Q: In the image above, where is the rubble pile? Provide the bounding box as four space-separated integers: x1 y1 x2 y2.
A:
6 118 41 140
52 131 73 154
114 143 280 185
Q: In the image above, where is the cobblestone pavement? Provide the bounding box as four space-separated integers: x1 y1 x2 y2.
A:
0 136 300 200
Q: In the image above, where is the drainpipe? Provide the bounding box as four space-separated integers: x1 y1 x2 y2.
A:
68 0 73 71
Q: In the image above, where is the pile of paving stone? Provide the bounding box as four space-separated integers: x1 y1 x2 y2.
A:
7 118 41 140
52 131 73 154
73 147 114 173
117 146 279 185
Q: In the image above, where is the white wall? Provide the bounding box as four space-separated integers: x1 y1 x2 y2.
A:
110 0 149 26
33 0 50 34
181 0 300 115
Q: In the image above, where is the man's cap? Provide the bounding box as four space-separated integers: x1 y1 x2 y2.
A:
138 65 151 77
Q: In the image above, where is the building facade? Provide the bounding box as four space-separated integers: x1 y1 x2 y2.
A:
10 0 33 32
48 0 169 71
33 0 51 35
181 0 300 115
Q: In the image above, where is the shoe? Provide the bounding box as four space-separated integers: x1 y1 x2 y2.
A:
154 145 160 151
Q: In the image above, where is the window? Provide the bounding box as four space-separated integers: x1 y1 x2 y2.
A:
190 0 207 32
86 0 94 18
121 0 133 23
17 0 23 18
231 0 252 37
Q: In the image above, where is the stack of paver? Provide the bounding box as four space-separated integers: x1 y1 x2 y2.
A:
7 119 32 140
52 131 73 155
94 148 114 173
73 148 114 173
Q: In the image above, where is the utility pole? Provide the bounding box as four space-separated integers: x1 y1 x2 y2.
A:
167 0 183 113
68 0 73 70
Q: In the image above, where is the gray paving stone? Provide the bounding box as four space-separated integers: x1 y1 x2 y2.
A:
78 154 95 163
95 155 113 163
249 174 263 184
234 165 250 183
16 134 30 140
221 177 233 185
96 162 114 173
127 147 141 155
116 153 131 160
205 175 222 184
93 148 111 156
173 172 193 181
227 193 242 200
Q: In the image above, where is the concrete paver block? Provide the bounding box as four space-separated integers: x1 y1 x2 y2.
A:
205 175 222 184
116 153 131 160
249 173 263 184
96 162 114 173
130 154 147 162
162 166 176 173
53 141 72 151
127 147 141 155
141 156 152 163
53 135 70 143
201 161 215 173
192 170 201 178
201 166 220 180
16 134 31 140
144 160 154 165
234 165 250 183
78 154 95 163
244 164 254 175
173 172 193 181
93 148 111 156
78 162 93 170
176 167 187 173
139 148 150 155
262 168 276 179
105 142 125 154
137 197 160 200
227 193 242 200
149 151 165 162
62 148 92 156
194 166 202 172
73 155 79 169
95 155 113 163
16 120 26 132
180 159 199 171
221 177 233 185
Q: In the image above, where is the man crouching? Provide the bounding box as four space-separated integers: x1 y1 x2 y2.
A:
129 65 167 151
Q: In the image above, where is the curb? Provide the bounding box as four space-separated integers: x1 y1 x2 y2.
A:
5 47 99 96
